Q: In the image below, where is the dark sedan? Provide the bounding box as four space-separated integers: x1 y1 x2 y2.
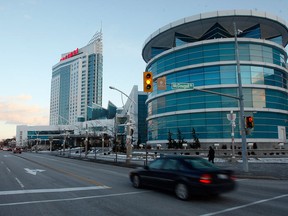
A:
129 155 236 200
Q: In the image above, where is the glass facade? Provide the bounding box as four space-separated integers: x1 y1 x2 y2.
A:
143 13 288 146
50 32 103 126
138 94 148 144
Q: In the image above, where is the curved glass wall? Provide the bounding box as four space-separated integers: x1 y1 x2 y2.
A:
146 40 288 144
148 41 286 80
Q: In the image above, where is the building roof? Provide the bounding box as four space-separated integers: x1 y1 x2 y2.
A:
142 10 288 62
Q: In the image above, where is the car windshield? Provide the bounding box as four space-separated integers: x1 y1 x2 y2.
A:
184 158 218 170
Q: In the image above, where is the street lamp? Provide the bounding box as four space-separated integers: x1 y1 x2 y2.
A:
85 104 104 157
63 130 68 155
109 86 136 105
109 86 137 163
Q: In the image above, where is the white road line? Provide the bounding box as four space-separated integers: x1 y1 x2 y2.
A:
15 177 25 188
0 185 110 196
200 194 288 216
6 167 11 173
0 191 148 207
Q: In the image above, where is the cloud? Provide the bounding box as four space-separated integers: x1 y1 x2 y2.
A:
0 95 49 126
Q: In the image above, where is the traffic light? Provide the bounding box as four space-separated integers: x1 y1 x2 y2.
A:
143 71 153 92
246 116 254 129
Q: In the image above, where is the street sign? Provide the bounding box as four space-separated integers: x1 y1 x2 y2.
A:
227 113 236 121
171 82 194 90
157 77 166 90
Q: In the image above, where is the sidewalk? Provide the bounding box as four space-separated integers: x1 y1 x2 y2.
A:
215 160 288 180
51 151 288 180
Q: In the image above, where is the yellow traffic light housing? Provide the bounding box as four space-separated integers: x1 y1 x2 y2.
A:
143 71 153 92
245 116 254 129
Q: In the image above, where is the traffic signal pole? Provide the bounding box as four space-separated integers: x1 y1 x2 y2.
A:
189 23 249 172
234 22 248 172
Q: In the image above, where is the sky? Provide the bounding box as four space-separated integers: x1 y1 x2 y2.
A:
0 0 287 140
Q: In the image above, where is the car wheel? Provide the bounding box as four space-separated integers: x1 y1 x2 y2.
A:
175 182 190 200
132 175 142 188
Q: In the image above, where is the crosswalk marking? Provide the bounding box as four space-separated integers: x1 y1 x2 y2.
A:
0 185 109 196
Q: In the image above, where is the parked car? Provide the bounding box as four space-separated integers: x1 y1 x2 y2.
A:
129 155 236 200
13 147 22 154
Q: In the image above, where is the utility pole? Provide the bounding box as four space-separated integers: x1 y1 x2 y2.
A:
234 22 248 172
184 22 249 172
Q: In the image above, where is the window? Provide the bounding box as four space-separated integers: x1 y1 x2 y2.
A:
220 65 237 84
239 43 250 61
241 66 251 84
252 89 266 108
250 44 262 62
162 159 180 171
204 66 220 85
149 159 165 169
268 35 283 46
219 43 235 61
251 66 264 84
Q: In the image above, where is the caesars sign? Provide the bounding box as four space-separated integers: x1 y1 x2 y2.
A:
60 48 79 61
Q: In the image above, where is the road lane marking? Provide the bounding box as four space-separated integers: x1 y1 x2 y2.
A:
0 185 109 196
15 177 25 188
6 167 11 173
24 168 45 175
0 190 147 206
19 155 105 186
200 193 288 216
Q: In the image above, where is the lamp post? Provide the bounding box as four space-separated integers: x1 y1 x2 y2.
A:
49 137 53 152
85 104 103 157
227 110 236 161
109 86 137 163
36 132 39 153
84 105 95 157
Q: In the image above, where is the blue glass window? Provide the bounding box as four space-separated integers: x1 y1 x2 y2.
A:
175 49 189 68
239 43 250 61
177 70 190 83
251 66 264 84
241 65 251 84
250 44 263 62
190 46 203 65
268 35 283 46
204 66 220 85
239 24 261 39
190 68 204 86
274 70 285 88
262 46 273 63
219 43 235 61
151 47 169 58
203 44 220 63
220 65 237 84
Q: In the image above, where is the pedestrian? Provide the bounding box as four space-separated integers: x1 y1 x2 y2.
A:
208 146 215 163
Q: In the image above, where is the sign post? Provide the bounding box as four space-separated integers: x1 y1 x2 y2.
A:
227 111 236 161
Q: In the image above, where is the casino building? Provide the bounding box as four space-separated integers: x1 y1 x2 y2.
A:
142 10 288 148
50 31 103 125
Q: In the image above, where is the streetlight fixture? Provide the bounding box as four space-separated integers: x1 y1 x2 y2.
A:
109 86 136 105
109 86 137 163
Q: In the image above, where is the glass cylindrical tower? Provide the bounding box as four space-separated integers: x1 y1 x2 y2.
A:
142 10 288 149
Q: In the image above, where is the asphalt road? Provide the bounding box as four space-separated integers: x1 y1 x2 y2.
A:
0 151 288 216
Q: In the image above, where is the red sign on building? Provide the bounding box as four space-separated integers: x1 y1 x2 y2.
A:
60 48 79 61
